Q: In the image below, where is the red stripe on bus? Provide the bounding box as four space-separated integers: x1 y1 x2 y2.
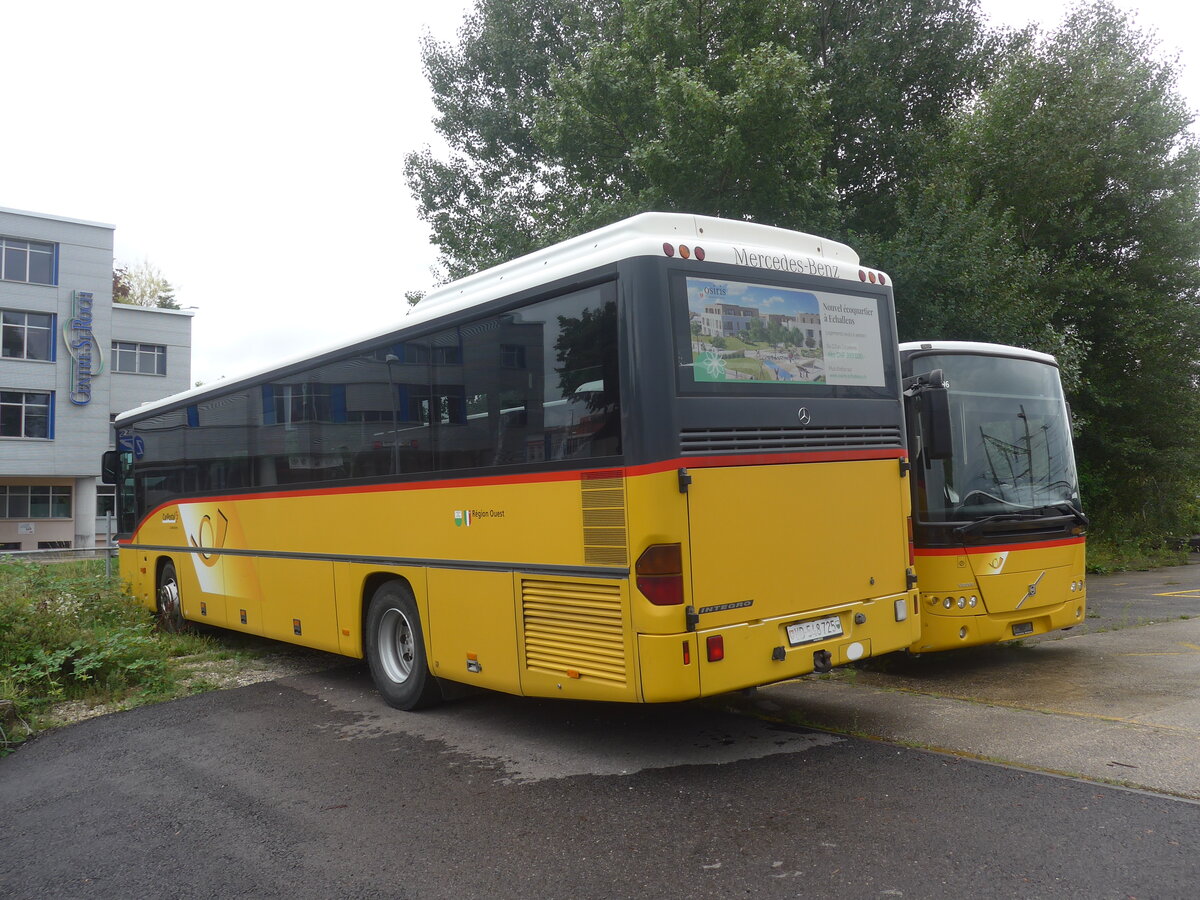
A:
914 536 1086 557
125 448 907 540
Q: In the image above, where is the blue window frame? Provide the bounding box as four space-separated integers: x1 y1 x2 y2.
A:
1 309 55 361
0 390 54 439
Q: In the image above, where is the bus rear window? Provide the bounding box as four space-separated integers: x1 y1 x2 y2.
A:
675 275 892 395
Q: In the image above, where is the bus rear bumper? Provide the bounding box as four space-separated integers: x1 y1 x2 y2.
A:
638 591 920 702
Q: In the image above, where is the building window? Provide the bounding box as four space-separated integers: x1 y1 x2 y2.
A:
2 309 54 361
96 484 116 518
0 485 71 518
0 390 52 438
0 237 55 285
113 341 167 375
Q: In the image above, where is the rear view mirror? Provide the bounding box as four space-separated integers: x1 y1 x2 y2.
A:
100 450 120 485
920 386 953 461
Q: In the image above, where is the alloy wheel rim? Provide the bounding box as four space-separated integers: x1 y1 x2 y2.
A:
378 607 414 684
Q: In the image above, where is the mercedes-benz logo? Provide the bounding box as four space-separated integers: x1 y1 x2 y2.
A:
797 407 811 425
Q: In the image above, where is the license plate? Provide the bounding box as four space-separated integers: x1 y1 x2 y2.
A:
786 614 843 646
1012 621 1034 637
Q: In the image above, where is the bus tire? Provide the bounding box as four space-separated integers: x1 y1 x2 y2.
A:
156 560 189 633
364 581 441 710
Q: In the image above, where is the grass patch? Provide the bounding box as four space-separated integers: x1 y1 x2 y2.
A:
1085 536 1191 574
0 558 251 753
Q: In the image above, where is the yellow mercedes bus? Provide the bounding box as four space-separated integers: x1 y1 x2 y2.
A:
901 341 1087 652
104 213 920 709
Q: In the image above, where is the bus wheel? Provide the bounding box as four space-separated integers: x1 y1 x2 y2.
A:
364 581 441 710
156 561 188 632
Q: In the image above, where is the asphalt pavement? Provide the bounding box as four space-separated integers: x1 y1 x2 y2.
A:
721 559 1200 800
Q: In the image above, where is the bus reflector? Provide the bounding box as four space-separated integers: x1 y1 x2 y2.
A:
706 635 724 662
636 543 684 606
907 516 914 564
683 641 691 665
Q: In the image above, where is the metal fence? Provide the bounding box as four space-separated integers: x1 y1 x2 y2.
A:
1 513 119 576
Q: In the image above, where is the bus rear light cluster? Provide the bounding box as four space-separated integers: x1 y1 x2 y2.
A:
1070 579 1084 592
636 543 684 606
662 243 706 261
858 269 887 285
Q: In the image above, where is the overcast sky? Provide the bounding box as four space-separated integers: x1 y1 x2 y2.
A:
3 1 1196 387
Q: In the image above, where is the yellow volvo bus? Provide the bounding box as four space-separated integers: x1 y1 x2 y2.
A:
900 341 1087 652
105 213 920 709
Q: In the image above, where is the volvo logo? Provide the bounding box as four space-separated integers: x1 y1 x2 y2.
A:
797 407 811 425
1015 571 1046 610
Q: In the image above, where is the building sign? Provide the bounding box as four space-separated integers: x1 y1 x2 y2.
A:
62 290 105 405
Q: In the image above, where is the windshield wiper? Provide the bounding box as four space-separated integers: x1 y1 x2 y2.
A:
1041 501 1089 528
952 513 1043 537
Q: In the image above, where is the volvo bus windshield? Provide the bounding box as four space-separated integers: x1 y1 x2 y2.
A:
910 353 1080 522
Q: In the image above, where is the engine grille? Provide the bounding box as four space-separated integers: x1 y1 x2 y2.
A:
580 470 628 566
680 425 903 455
521 578 627 685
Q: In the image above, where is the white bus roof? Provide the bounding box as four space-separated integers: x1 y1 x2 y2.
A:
117 212 885 424
899 340 1058 366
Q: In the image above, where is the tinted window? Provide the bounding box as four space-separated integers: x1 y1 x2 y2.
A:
125 282 622 516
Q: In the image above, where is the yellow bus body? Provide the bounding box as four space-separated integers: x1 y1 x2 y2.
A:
121 455 919 703
911 537 1086 652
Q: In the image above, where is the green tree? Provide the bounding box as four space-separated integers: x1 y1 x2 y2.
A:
406 0 621 280
536 1 836 234
113 260 181 309
924 1 1200 534
804 0 1009 237
405 0 996 276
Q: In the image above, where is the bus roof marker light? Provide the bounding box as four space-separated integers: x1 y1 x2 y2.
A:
858 270 867 282
662 243 675 257
694 246 705 261
679 245 691 259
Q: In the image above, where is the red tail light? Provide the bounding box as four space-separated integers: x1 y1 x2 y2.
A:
907 516 915 565
706 635 724 662
636 543 684 606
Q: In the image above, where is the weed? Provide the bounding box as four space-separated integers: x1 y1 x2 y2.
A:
0 558 213 752
1086 536 1190 574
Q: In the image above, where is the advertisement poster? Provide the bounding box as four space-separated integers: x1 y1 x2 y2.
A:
685 278 885 387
